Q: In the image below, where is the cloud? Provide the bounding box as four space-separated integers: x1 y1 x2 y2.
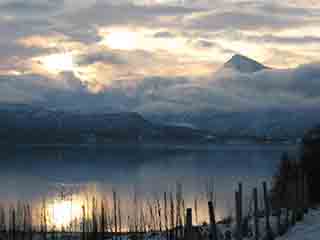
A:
195 40 214 48
186 2 319 32
0 41 49 63
153 31 176 38
0 73 69 103
0 0 64 18
188 11 307 31
76 52 127 66
0 18 53 44
61 2 202 27
230 32 320 46
0 0 319 114
210 63 320 106
0 59 320 117
256 66 316 95
129 62 320 114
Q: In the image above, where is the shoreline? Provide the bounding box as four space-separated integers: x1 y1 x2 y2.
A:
0 141 299 152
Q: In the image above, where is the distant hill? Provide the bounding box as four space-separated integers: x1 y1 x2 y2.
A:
0 104 212 144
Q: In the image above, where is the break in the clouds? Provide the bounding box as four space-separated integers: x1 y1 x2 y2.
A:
0 0 319 113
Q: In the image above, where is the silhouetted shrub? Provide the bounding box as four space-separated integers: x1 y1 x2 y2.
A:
271 152 299 209
301 126 320 204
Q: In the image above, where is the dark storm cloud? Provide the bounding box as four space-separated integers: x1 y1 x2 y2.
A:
189 11 308 31
0 0 64 17
256 2 315 17
62 2 203 27
187 2 319 31
53 26 101 44
0 19 56 63
290 64 320 97
218 30 320 46
0 72 135 112
191 39 235 55
41 2 204 48
0 42 46 59
153 31 176 38
0 18 53 42
130 62 320 113
213 63 320 103
196 40 214 48
0 60 320 112
246 35 320 45
0 71 88 104
76 52 127 66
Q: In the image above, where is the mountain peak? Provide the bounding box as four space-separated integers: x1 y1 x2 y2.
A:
223 54 268 73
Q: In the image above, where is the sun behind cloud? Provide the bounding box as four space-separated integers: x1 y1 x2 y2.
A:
101 30 139 50
39 53 75 73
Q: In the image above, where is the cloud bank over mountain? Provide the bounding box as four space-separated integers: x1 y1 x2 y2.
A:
0 0 319 134
0 55 319 116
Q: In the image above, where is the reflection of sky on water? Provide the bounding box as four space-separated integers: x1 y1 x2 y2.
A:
0 144 295 222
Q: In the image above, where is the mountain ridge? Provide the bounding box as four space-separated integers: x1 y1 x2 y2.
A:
222 54 269 73
0 104 212 144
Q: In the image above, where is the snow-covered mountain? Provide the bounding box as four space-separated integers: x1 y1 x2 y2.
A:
222 54 269 73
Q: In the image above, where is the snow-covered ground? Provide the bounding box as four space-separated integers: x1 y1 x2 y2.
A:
278 209 320 240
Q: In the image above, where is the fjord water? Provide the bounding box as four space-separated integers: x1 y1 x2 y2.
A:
0 144 296 221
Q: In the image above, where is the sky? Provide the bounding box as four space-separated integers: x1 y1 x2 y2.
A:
0 0 320 113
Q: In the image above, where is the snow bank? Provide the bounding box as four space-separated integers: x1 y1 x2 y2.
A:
278 209 320 240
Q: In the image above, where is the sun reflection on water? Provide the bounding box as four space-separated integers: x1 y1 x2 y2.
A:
49 199 82 229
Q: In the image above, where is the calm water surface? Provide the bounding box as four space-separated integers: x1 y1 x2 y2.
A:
0 144 297 224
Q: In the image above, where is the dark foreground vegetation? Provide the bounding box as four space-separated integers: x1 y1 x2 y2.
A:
272 125 320 206
0 173 313 240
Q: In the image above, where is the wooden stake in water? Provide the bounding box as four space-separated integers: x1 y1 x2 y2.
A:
101 201 105 240
208 201 217 240
194 197 198 226
157 198 162 232
164 192 169 240
27 205 32 240
303 173 309 214
238 182 243 225
92 197 98 240
253 188 259 240
235 191 242 240
176 183 182 239
297 167 304 221
113 190 117 237
118 199 122 238
276 207 281 236
263 182 273 240
81 205 86 240
170 193 174 240
11 207 16 240
41 199 47 240
185 208 193 240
